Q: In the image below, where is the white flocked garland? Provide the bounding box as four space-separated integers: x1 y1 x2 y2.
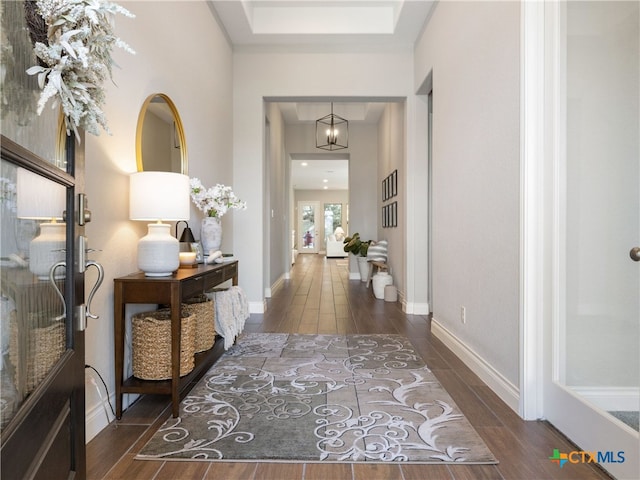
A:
26 0 134 138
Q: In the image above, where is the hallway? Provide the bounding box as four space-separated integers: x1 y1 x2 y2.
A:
86 255 611 479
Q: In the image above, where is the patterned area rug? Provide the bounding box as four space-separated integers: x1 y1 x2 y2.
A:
137 334 498 464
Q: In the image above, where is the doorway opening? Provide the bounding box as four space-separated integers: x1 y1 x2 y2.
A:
297 201 319 253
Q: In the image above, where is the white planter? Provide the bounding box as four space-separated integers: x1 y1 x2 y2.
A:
384 285 398 302
201 217 222 254
357 256 369 283
372 271 393 299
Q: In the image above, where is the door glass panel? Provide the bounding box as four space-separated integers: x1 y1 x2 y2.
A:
1 160 67 430
301 204 316 250
324 203 342 240
0 0 66 170
563 1 639 428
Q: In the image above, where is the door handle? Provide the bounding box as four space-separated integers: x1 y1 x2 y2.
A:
49 262 66 321
630 247 640 262
49 259 104 327
85 261 104 320
75 236 105 327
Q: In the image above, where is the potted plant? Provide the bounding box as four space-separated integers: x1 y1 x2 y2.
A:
343 233 371 282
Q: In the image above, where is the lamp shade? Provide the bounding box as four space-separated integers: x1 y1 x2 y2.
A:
16 168 67 279
179 226 196 243
129 171 190 221
16 167 65 220
129 171 189 276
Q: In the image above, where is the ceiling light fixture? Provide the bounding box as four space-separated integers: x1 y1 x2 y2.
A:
316 102 348 151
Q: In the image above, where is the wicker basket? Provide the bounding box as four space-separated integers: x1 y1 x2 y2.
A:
182 294 216 353
132 309 196 380
9 312 65 395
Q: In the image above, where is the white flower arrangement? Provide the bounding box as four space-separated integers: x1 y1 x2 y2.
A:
26 0 135 138
190 178 247 219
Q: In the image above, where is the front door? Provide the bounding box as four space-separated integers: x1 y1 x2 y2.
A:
542 2 639 479
1 132 87 478
298 201 319 254
0 1 88 471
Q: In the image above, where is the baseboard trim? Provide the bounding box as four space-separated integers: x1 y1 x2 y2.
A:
569 386 640 412
249 300 266 314
431 318 520 414
271 274 285 297
86 389 144 443
85 398 110 443
265 274 285 299
403 301 430 315
85 390 122 443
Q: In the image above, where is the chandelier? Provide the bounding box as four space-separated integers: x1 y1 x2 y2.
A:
316 102 348 151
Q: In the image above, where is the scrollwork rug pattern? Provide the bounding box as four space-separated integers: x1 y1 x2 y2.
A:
136 333 497 464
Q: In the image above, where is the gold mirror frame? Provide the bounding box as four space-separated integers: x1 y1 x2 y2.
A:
135 93 188 174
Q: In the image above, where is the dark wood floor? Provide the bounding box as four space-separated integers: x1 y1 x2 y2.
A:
87 254 612 480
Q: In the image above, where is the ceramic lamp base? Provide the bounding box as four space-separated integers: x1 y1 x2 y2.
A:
29 222 66 279
137 223 179 276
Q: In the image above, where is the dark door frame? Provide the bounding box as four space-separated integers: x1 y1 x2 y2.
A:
1 134 86 480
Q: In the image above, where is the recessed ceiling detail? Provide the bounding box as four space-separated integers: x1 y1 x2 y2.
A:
210 0 436 50
250 4 396 35
291 158 348 190
280 102 386 124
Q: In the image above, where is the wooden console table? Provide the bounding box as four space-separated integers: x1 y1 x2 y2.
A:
113 261 238 419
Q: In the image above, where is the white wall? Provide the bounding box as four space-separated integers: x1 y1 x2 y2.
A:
83 1 233 441
265 103 287 290
377 103 406 297
414 1 521 390
233 51 416 311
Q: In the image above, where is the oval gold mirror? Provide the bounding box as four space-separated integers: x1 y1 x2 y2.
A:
136 93 188 174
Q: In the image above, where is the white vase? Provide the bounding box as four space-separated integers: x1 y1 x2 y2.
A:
372 271 393 299
201 217 222 254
